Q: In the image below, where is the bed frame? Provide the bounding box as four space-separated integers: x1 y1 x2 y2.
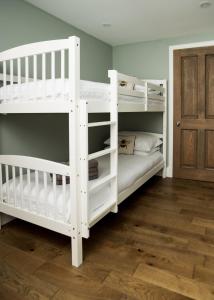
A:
0 36 167 267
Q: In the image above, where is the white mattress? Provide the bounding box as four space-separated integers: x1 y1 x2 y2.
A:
89 152 163 215
2 152 163 223
0 79 162 105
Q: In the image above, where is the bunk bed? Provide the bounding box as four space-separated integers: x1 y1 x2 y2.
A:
0 36 167 267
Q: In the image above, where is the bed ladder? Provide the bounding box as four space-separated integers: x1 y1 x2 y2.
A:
79 70 118 236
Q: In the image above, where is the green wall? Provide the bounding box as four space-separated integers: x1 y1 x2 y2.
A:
113 31 214 79
0 0 112 159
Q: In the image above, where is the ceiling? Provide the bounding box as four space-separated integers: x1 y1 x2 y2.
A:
25 0 214 46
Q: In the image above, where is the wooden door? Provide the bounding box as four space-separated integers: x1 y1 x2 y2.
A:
174 46 214 182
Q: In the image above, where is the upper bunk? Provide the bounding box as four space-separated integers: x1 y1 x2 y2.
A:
0 36 167 114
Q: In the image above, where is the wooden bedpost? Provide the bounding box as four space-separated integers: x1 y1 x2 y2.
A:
68 36 83 267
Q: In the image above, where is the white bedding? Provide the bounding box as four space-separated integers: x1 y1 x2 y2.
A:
2 152 163 223
0 79 162 105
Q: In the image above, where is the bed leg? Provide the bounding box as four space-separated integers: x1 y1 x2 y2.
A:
162 167 167 179
71 233 83 267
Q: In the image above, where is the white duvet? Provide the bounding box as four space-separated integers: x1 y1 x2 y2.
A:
2 152 163 223
0 79 162 104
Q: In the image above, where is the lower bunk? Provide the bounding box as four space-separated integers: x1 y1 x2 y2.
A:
0 140 164 266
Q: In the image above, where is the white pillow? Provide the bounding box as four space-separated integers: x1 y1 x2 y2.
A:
104 131 162 152
134 147 160 156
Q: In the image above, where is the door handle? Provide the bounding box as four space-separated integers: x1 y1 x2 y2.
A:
176 121 181 127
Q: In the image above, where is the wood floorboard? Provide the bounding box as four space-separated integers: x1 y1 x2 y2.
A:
0 177 214 299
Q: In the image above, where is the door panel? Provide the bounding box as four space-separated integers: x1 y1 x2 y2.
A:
205 130 214 169
174 46 214 182
181 129 197 168
205 55 214 118
181 56 198 118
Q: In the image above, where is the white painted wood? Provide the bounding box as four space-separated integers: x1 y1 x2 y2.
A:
62 175 66 222
35 170 39 213
10 60 13 86
79 100 89 239
68 36 83 267
0 164 2 202
162 80 167 178
33 54 37 100
19 167 24 208
167 40 214 178
0 36 168 268
88 148 116 160
27 168 31 210
0 203 71 236
52 173 57 220
89 174 116 192
0 39 69 61
12 166 17 207
5 165 9 201
43 171 48 216
108 70 118 214
0 155 70 176
17 58 21 85
51 51 56 100
89 200 116 228
88 121 114 127
118 72 145 86
42 53 46 99
61 49 65 80
118 87 145 98
3 61 6 101
147 82 165 93
0 102 70 114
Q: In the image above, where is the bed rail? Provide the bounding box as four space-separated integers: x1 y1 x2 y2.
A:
117 72 166 110
0 155 71 225
0 39 69 61
0 36 79 109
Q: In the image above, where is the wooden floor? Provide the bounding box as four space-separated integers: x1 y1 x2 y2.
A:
1 177 214 300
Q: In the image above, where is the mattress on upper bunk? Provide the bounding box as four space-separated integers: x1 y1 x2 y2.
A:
0 79 163 105
1 152 163 223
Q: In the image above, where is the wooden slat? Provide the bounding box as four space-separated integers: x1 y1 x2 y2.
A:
43 172 48 216
5 165 9 201
27 168 31 210
12 166 16 207
25 57 29 83
19 167 24 209
35 170 39 213
52 173 57 220
10 60 13 85
62 175 66 219
88 148 116 160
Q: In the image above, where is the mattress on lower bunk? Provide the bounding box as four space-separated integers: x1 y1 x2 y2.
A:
0 79 162 105
2 152 163 223
89 152 163 215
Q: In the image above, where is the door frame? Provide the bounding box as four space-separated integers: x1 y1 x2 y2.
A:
168 40 214 177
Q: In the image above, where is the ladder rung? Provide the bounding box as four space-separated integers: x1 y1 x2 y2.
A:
88 148 116 160
88 121 115 128
89 174 116 192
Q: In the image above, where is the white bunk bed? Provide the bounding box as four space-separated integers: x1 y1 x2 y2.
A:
0 36 167 267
